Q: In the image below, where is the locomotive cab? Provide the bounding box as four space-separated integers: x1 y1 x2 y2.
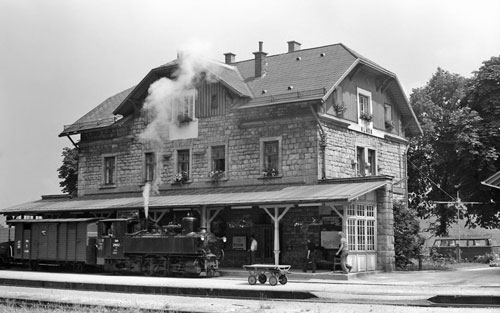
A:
96 219 130 264
0 241 13 267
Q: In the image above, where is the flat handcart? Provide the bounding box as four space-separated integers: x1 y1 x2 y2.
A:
243 264 291 286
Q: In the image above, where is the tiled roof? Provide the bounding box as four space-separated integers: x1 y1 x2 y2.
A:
210 63 254 98
60 42 421 136
235 44 357 105
482 171 500 189
151 59 253 98
1 181 387 214
59 86 135 136
232 43 421 136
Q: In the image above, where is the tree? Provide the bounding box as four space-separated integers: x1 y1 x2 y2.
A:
407 68 498 235
58 147 78 196
463 56 500 228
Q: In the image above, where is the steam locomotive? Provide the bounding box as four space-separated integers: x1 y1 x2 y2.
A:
0 214 225 277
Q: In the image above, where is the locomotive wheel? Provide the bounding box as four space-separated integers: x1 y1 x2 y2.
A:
248 275 257 285
29 261 39 271
278 274 288 285
207 268 218 277
74 263 85 273
258 273 267 284
142 260 155 276
268 275 278 286
217 249 225 263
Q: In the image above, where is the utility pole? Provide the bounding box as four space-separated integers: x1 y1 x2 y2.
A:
433 192 481 262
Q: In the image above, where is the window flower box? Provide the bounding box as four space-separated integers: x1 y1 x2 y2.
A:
359 112 373 122
173 171 189 184
208 170 225 183
262 168 279 178
385 120 395 130
333 101 347 116
177 114 192 125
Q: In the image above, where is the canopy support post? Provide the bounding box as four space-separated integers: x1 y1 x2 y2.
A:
263 206 291 265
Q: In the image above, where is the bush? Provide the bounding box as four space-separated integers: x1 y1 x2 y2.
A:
474 252 496 264
393 203 425 270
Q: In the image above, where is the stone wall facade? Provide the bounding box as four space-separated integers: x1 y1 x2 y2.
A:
78 102 319 196
320 117 407 182
377 186 395 271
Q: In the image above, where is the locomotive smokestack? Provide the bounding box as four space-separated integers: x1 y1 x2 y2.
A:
200 206 208 233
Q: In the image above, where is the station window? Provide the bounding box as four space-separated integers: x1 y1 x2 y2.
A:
144 152 155 182
346 204 377 252
177 149 190 179
384 104 393 122
356 147 377 176
211 145 226 173
260 137 282 177
103 156 116 185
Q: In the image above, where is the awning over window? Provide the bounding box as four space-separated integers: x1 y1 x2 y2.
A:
1 180 388 215
482 171 500 190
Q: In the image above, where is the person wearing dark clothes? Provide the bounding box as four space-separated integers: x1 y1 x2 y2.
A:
303 237 316 273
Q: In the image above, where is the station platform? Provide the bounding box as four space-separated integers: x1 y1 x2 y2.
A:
0 266 361 301
0 264 498 311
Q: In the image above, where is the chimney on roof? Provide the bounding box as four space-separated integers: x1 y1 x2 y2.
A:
253 41 267 78
287 40 301 53
224 52 235 64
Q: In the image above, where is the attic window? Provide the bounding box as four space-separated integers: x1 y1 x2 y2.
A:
288 86 294 90
320 53 326 57
170 90 196 123
211 94 218 110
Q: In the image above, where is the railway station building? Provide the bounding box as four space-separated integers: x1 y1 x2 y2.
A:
1 41 421 272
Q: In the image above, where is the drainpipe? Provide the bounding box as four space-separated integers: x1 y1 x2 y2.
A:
309 103 326 180
403 144 410 206
391 144 410 209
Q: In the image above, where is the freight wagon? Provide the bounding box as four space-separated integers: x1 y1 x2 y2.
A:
8 218 98 271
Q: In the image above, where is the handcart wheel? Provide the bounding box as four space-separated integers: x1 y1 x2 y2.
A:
248 275 257 285
258 273 267 284
268 275 278 286
278 274 288 285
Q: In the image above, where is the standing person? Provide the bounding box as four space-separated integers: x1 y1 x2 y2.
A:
302 237 316 273
249 234 258 264
336 231 352 274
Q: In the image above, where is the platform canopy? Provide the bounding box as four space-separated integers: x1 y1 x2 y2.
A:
1 180 388 215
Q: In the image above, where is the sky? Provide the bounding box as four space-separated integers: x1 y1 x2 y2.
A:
1 0 500 210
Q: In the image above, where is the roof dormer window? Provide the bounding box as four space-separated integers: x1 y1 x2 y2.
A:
357 87 373 133
171 90 196 125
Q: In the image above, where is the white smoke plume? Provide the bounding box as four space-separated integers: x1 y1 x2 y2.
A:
142 182 151 219
138 42 217 202
139 42 216 144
